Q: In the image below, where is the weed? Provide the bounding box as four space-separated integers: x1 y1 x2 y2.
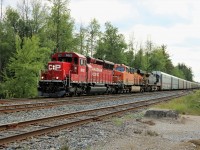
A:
60 145 70 150
155 90 200 115
112 118 123 126
145 130 158 136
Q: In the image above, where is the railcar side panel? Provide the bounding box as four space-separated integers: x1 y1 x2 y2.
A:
172 76 179 90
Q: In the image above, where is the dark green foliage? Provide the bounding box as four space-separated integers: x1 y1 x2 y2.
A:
129 41 194 81
94 22 127 64
124 50 134 67
133 48 148 70
0 36 51 98
0 8 17 79
148 48 166 71
171 66 185 79
177 63 193 81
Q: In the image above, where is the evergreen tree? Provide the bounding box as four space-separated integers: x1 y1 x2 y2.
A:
177 63 193 81
133 45 148 71
160 45 174 74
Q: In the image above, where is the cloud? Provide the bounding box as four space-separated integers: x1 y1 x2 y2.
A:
69 0 139 25
140 0 192 19
120 0 200 81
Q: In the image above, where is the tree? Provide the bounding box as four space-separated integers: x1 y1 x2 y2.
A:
17 0 33 39
75 23 87 55
86 18 101 57
94 22 127 64
0 36 51 98
0 7 18 79
144 38 153 71
47 0 75 52
125 33 137 67
30 0 47 34
172 66 185 79
148 48 166 71
133 46 148 70
160 45 174 74
177 63 193 81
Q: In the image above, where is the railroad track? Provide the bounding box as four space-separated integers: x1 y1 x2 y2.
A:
0 90 185 104
0 92 188 146
0 91 184 113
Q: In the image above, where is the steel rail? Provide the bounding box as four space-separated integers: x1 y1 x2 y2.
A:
0 91 179 113
0 92 187 146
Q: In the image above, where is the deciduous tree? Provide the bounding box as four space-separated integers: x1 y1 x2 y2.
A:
0 36 50 98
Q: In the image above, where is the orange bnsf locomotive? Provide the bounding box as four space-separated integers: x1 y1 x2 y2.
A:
38 52 200 97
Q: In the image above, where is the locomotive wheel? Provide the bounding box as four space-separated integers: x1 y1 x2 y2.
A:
77 92 82 96
69 92 74 97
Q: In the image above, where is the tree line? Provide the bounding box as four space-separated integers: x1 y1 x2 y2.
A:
0 0 194 98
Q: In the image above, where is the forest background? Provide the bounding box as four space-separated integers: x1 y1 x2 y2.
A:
0 0 194 98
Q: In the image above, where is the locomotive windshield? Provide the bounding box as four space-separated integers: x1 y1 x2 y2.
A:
115 66 125 72
58 57 72 62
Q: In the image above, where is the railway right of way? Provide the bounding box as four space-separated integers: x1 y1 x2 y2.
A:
0 91 188 147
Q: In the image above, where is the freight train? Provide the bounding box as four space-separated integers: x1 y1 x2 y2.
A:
38 52 200 97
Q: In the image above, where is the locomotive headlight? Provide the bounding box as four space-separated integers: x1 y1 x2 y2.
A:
41 76 44 79
56 76 59 80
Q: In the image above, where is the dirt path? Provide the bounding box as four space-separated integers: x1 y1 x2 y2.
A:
91 114 200 150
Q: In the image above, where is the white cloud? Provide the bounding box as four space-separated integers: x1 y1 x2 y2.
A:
69 0 139 25
140 0 192 19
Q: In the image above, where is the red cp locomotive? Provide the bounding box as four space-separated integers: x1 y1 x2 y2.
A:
38 52 115 97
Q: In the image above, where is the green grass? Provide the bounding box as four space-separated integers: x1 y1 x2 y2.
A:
112 112 144 126
112 117 124 126
155 90 200 115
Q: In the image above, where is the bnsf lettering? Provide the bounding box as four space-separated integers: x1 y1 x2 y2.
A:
48 64 61 70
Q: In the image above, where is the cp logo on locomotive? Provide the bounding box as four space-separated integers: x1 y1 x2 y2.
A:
48 64 61 70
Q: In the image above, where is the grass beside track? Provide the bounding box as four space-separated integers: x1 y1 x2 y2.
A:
155 90 200 115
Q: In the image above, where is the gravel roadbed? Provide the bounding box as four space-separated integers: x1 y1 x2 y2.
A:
4 111 200 150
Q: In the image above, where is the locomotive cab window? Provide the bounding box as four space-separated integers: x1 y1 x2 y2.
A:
115 66 125 72
52 58 57 61
58 57 72 62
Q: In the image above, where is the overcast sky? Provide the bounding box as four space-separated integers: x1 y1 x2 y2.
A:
2 0 200 82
